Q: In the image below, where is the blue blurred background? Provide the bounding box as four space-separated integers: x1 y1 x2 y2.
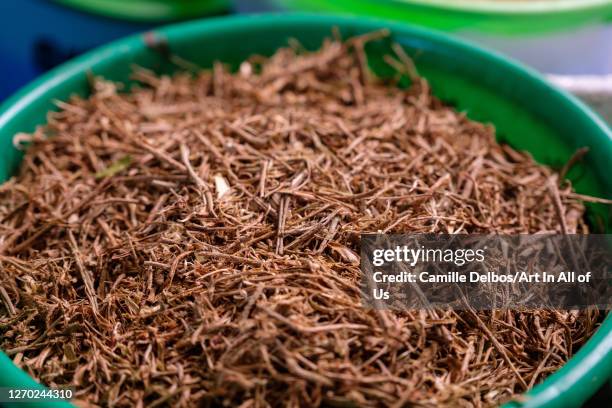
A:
0 1 153 99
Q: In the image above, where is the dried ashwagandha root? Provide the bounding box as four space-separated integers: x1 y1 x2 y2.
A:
0 32 605 407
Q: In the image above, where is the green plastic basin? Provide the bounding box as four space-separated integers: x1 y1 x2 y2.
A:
0 13 610 408
274 0 612 34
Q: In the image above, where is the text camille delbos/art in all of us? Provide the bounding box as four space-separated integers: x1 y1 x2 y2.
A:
360 234 610 310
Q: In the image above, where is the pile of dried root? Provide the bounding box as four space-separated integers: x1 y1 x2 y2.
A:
0 33 603 407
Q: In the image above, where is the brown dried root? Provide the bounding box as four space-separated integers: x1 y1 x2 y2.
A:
0 34 603 408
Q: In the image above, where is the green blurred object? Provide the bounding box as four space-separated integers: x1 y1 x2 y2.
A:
0 13 610 408
273 0 612 34
53 0 230 22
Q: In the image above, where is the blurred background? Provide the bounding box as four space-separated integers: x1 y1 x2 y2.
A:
0 0 611 123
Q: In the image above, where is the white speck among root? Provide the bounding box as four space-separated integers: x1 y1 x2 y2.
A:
214 173 230 199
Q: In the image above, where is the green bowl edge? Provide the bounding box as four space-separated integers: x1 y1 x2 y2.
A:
52 0 230 22
273 0 612 34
